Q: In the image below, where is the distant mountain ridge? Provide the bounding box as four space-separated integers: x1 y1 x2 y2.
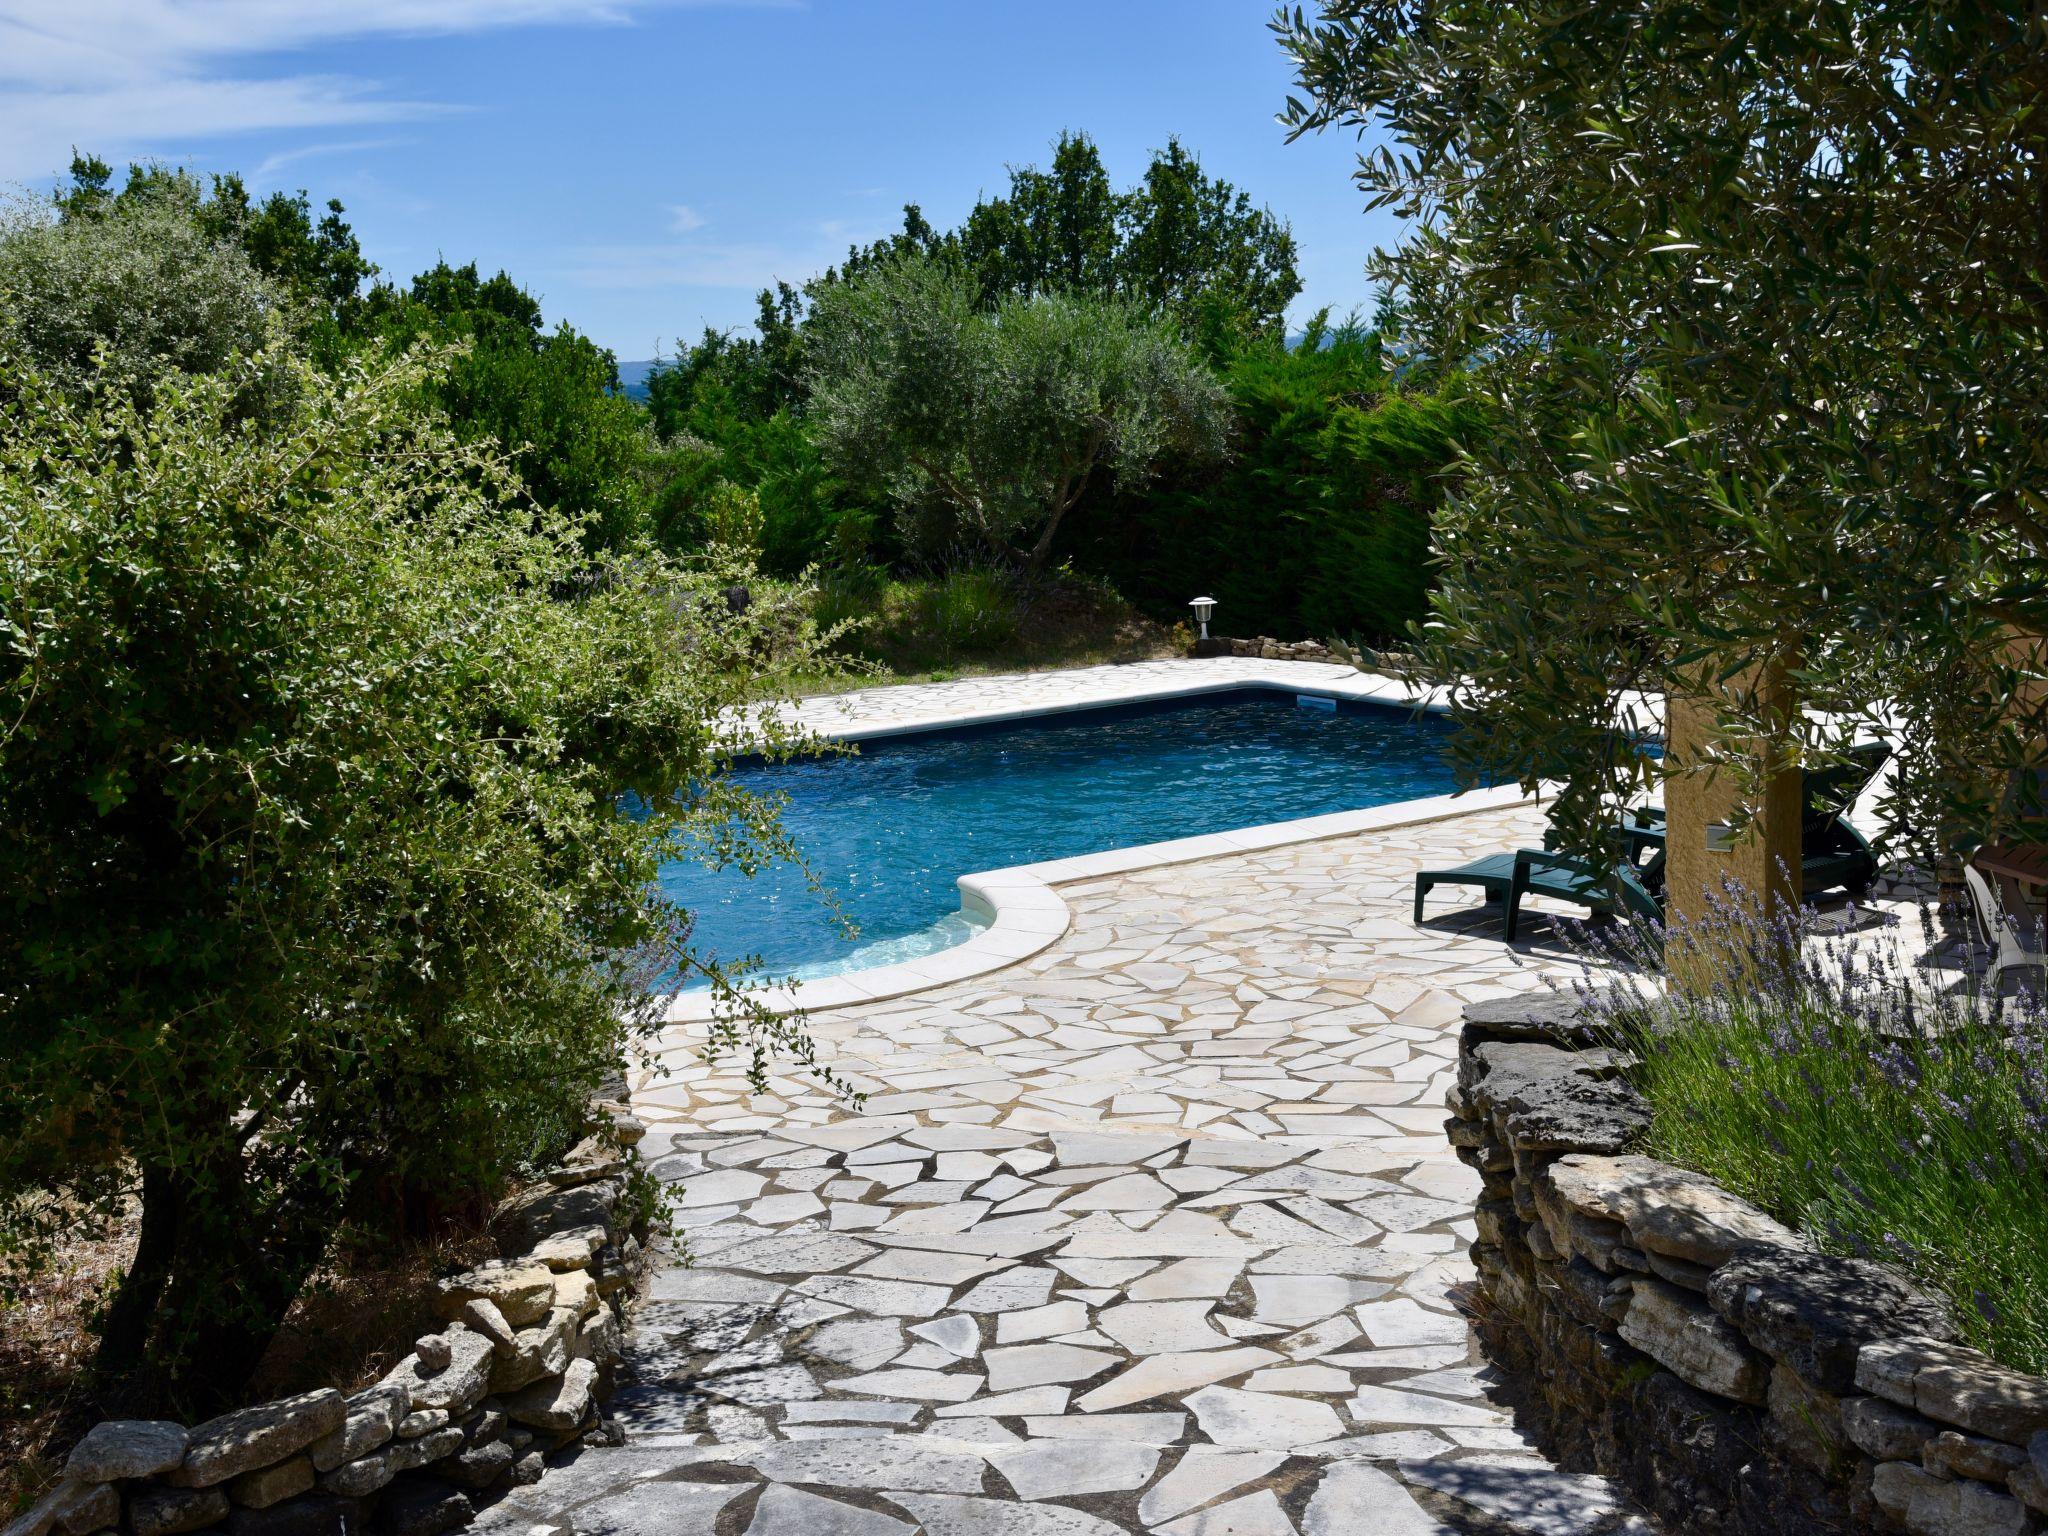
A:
615 359 658 401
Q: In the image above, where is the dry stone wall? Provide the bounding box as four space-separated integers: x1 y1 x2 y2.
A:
1190 636 1340 663
1449 993 2048 1536
7 1115 654 1536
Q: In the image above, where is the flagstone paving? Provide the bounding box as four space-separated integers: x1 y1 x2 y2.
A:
480 798 1675 1535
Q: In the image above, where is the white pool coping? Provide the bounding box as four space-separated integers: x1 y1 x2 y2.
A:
662 661 1549 1023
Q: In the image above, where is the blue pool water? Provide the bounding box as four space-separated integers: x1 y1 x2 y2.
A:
660 688 1461 987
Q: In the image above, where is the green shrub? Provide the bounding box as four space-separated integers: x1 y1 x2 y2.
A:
811 563 887 638
1068 319 1469 644
912 568 1020 653
0 333 835 1412
1584 902 2048 1374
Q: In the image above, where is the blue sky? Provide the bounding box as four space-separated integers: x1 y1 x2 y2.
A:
0 1 1399 359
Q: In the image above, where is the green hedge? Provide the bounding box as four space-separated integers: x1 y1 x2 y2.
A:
1066 327 1470 644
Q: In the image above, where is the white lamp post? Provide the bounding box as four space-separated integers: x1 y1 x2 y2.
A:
1189 595 1216 641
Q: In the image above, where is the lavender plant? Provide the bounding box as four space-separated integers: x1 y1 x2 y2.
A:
1572 889 2048 1374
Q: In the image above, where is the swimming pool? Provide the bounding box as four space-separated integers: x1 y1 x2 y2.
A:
660 687 1460 988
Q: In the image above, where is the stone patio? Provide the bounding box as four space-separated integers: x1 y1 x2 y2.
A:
482 790 1669 1535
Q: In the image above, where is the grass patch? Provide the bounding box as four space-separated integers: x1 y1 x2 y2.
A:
792 565 1181 694
1584 905 2048 1375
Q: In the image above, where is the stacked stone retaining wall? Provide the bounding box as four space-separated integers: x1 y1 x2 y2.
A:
1191 635 1340 663
1450 993 2048 1536
8 1115 654 1536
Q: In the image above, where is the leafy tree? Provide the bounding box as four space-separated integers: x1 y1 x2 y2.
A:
805 255 1230 574
1116 139 1300 341
957 132 1122 302
53 154 374 325
646 282 808 434
1072 314 1469 640
0 333 833 1412
0 171 283 411
1277 0 2048 858
944 132 1300 336
365 262 660 552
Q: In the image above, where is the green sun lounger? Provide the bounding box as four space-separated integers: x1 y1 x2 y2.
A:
1413 741 1888 935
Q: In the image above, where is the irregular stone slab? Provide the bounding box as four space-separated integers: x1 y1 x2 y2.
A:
834 1368 986 1402
1858 1336 2048 1446
1548 1155 1801 1268
742 1437 990 1493
1075 1348 1282 1414
745 1484 913 1536
437 1261 556 1326
1841 1396 1945 1461
1245 1365 1351 1395
954 1268 1058 1314
226 1454 312 1510
651 1270 788 1305
1051 1131 1185 1165
712 1234 878 1274
1317 1431 1451 1460
1618 1278 1768 1405
1139 1449 1287 1524
1352 1300 1466 1349
674 1169 769 1209
989 1440 1160 1499
1094 1301 1234 1355
983 1344 1120 1392
860 1250 1002 1285
783 1401 922 1424
127 1484 228 1536
1347 1385 1507 1428
10 1479 117 1536
1023 1412 1186 1445
1153 1488 1298 1536
167 1389 346 1488
1250 1246 1412 1279
809 1318 908 1371
505 1357 598 1431
1871 1460 2032 1536
1182 1143 1301 1171
1063 1174 1175 1212
1248 1276 1368 1327
569 1478 745 1536
1302 1462 1452 1536
1128 1258 1243 1301
996 1302 1089 1344
703 1361 823 1407
884 1492 1122 1536
934 1387 1071 1418
1706 1245 1954 1393
1397 1459 1627 1536
64 1420 189 1482
910 1125 1044 1153
798 1275 954 1318
1186 1386 1344 1449
911 1315 985 1358
1924 1429 2027 1484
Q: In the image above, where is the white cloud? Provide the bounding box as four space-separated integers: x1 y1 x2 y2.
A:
251 137 411 184
666 203 707 234
0 0 793 179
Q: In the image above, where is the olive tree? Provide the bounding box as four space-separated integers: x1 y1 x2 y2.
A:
804 255 1231 573
1277 1 2048 859
0 333 831 1413
0 178 284 411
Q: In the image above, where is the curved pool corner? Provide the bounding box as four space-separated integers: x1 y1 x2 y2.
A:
657 777 1541 1026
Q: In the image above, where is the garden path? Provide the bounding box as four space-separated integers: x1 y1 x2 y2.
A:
483 785 1664 1536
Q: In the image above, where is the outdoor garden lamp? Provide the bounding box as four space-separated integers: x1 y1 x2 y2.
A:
1189 595 1216 640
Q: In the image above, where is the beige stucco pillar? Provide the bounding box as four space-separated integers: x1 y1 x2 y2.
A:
1662 662 1803 990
